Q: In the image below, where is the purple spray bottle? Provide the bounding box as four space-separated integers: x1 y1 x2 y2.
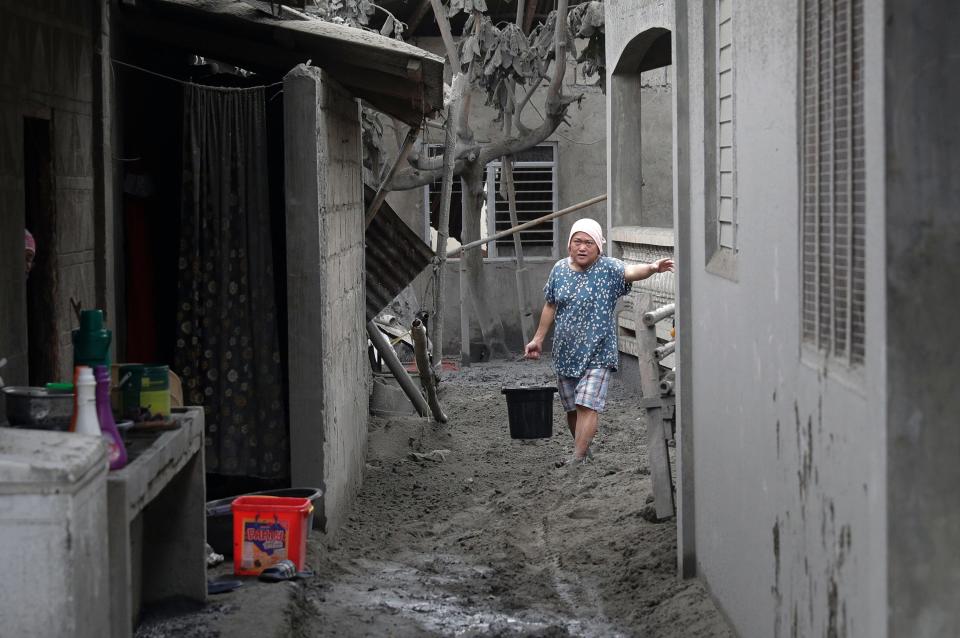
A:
95 365 128 470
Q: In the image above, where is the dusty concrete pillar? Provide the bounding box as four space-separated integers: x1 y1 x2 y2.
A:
283 65 368 536
885 1 960 635
610 72 644 230
1 430 110 638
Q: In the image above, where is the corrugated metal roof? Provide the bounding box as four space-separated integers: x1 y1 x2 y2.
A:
119 0 445 124
365 189 434 321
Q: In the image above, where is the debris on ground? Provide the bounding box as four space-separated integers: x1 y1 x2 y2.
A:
298 359 732 637
134 359 732 637
408 449 451 463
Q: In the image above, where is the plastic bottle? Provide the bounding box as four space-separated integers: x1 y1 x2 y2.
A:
72 366 100 437
95 365 127 470
72 309 112 369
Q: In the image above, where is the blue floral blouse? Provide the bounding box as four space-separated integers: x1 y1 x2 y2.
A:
544 256 632 377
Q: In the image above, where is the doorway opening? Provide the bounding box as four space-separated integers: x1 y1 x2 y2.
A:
23 117 59 386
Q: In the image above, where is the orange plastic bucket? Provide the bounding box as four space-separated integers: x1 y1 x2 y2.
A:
231 495 314 576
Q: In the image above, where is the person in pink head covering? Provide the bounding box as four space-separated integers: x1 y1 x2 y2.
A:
24 229 36 276
525 217 674 467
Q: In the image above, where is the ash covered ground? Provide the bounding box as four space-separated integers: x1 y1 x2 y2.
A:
293 359 732 637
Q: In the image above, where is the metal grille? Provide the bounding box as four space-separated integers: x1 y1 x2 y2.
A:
717 0 737 250
801 0 865 366
488 144 557 257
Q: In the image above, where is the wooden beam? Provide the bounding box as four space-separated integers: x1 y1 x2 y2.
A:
635 292 675 519
406 0 434 36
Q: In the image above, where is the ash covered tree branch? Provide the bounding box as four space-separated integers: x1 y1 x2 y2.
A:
388 0 576 191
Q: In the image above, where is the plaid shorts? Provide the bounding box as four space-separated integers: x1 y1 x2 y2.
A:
557 367 612 413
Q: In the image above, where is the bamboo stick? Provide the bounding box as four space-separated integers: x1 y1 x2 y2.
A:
448 194 607 257
642 303 676 326
365 124 421 229
411 319 447 423
654 340 676 360
431 93 462 373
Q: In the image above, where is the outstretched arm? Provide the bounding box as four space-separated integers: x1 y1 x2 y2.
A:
625 258 675 283
524 303 557 359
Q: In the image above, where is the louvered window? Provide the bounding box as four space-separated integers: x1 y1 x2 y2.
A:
801 0 865 366
425 144 557 256
487 144 557 257
717 0 737 250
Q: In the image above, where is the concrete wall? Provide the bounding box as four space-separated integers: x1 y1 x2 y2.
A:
884 2 960 635
605 0 674 232
386 36 673 355
0 0 112 399
608 0 897 636
284 66 368 537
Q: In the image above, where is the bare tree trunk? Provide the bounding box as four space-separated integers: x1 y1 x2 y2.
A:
461 161 509 359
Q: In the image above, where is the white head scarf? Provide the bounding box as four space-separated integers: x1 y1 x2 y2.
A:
568 218 605 254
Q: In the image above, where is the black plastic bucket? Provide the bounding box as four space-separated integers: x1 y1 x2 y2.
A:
205 487 322 557
501 386 558 439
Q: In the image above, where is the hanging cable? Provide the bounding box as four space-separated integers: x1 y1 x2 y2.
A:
112 59 284 90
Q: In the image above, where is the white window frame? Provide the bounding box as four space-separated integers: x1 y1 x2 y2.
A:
485 142 558 259
422 142 559 260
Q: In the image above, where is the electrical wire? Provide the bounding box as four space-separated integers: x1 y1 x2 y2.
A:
112 59 284 90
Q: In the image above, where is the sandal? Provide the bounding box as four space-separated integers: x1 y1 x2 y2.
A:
258 559 314 583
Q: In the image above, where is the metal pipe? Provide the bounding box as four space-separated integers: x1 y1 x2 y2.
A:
654 340 676 360
642 303 676 326
366 320 430 417
448 194 607 257
411 319 447 423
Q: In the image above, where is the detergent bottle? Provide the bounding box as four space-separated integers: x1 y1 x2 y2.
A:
95 365 127 470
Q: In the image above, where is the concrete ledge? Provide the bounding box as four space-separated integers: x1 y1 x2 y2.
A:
107 407 206 638
108 407 204 522
610 225 675 246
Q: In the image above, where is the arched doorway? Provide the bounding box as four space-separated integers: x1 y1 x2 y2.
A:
609 28 673 231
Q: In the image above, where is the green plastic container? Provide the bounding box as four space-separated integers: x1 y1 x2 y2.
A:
72 309 112 369
119 364 170 420
140 365 170 418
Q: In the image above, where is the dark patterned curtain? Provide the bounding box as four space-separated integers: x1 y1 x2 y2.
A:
176 85 288 479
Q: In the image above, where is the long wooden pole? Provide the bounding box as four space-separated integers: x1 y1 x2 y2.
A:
366 321 430 417
365 124 421 229
502 157 535 343
459 191 471 366
431 93 462 374
448 194 607 257
503 0 534 343
412 319 447 422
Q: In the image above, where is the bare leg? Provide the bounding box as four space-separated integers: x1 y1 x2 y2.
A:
566 410 577 437
573 406 599 459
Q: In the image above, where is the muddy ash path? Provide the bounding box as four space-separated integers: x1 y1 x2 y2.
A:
295 359 732 638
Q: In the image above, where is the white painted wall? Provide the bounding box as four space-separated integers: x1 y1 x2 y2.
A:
682 3 886 635
608 1 891 636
